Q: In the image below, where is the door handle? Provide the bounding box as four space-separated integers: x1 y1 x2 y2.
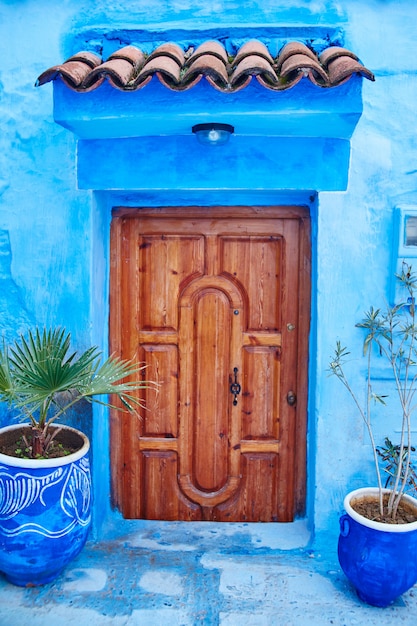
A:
287 390 297 406
230 367 241 405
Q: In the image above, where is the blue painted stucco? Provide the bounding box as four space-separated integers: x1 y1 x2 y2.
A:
1 0 417 551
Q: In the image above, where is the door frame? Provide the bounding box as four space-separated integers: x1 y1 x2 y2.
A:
109 205 311 520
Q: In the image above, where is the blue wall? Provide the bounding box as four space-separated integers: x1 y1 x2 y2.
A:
1 0 417 544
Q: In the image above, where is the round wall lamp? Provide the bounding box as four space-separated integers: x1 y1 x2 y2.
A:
192 123 234 146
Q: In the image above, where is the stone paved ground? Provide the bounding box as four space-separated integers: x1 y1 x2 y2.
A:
0 521 416 625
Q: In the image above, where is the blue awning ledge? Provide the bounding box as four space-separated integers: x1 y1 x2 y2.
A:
39 38 374 192
77 136 350 192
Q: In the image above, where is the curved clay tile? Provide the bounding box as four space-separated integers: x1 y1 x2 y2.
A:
75 77 107 92
233 40 274 66
167 73 203 91
146 43 185 67
121 75 153 91
327 55 375 85
37 60 95 89
35 52 102 87
256 71 303 91
186 40 228 66
66 52 102 67
35 40 374 93
276 42 317 70
214 74 252 92
35 64 71 87
108 45 145 68
182 54 229 89
83 58 138 90
82 46 146 90
230 55 277 87
280 53 329 84
135 55 181 86
319 46 358 68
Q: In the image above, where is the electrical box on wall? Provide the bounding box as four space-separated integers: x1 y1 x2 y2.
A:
391 206 417 304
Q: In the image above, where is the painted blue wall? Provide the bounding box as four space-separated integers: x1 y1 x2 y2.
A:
1 0 417 546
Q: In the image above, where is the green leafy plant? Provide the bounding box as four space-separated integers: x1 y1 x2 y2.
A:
329 262 417 521
377 437 417 496
0 327 156 458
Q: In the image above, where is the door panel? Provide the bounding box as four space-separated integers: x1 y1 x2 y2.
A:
242 346 280 439
110 206 310 522
220 236 282 330
194 290 230 492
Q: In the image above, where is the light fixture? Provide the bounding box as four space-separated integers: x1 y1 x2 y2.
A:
192 123 234 146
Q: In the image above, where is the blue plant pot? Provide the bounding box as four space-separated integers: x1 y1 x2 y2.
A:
0 424 92 586
338 487 417 607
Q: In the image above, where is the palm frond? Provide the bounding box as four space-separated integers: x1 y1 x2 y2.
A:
9 329 101 404
0 341 17 403
0 327 157 455
78 356 157 412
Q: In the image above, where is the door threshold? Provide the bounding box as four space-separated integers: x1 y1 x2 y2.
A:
100 516 312 552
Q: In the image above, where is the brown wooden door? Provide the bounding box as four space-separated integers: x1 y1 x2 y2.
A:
110 206 310 522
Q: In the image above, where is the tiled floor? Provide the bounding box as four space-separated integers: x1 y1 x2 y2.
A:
1 520 416 625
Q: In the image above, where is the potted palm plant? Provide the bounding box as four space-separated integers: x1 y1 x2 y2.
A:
0 327 155 586
329 262 417 607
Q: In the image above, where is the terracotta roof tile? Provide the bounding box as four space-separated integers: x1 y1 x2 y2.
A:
276 42 318 70
146 42 185 66
136 55 182 87
326 55 376 86
231 55 278 89
36 39 375 92
84 46 145 90
109 45 145 66
319 46 358 67
186 41 229 66
85 59 133 90
280 53 328 85
36 51 102 89
67 51 102 68
183 54 229 90
233 40 274 65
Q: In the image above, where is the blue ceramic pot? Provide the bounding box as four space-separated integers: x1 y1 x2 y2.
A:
338 487 417 607
0 424 92 586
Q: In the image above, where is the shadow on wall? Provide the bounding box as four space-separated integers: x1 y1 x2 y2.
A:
0 243 93 437
0 229 34 343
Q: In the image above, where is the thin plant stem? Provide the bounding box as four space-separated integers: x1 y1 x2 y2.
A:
329 262 417 522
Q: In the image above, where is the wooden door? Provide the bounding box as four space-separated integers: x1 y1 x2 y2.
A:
110 206 310 522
